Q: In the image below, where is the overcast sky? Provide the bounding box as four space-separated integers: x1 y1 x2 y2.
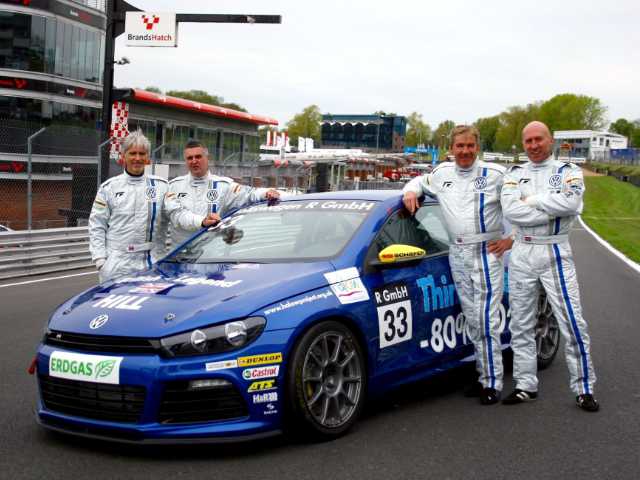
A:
114 0 640 129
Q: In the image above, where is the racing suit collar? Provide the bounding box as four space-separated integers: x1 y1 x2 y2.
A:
188 171 212 186
124 169 145 183
454 157 479 175
529 155 555 169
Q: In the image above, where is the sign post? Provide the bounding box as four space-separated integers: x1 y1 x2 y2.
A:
100 0 281 180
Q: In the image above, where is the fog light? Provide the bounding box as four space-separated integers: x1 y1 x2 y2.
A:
225 321 247 346
189 379 231 390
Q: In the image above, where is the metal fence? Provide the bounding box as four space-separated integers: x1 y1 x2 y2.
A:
591 148 640 166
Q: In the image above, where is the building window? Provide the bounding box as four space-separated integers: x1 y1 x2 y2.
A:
0 12 104 84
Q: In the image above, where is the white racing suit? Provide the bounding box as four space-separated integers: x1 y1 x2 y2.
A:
164 172 270 248
404 159 506 391
501 156 596 395
89 171 168 283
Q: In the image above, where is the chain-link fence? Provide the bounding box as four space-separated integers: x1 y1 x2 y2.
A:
0 124 101 231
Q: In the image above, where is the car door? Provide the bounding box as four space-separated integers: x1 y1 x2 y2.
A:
362 203 467 384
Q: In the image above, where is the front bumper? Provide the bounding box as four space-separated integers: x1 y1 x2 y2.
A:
35 329 292 443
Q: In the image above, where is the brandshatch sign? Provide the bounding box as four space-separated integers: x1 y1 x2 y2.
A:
125 12 178 47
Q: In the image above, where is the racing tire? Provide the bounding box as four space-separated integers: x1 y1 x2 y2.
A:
535 292 560 370
285 321 366 441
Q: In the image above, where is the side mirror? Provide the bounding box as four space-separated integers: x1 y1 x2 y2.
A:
369 244 426 267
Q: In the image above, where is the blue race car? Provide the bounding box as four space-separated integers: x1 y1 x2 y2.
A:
35 191 559 442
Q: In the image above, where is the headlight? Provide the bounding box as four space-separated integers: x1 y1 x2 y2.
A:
160 317 266 357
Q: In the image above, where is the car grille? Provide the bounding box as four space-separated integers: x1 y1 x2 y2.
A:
45 330 159 354
158 381 248 424
39 375 146 423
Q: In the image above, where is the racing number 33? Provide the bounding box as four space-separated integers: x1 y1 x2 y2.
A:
375 283 413 348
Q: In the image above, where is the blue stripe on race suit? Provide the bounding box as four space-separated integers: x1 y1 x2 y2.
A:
210 181 218 214
553 244 590 394
479 167 487 233
147 178 157 269
553 164 568 235
481 241 496 389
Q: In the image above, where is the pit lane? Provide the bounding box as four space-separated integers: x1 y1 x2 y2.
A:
1 223 639 479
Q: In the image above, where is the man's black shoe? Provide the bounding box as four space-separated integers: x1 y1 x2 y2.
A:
480 388 501 405
576 394 600 412
463 382 483 398
502 388 538 404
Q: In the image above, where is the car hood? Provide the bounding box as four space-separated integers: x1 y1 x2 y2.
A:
49 261 335 337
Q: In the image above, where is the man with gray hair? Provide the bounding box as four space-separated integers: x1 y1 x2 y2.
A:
164 139 280 247
89 130 168 282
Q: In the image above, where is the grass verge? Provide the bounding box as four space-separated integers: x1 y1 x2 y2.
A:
582 176 640 264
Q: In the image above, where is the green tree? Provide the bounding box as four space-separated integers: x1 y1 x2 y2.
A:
494 103 541 152
474 115 500 152
286 105 322 144
164 89 247 112
538 93 606 132
404 112 432 147
144 86 162 93
609 118 634 138
433 120 456 150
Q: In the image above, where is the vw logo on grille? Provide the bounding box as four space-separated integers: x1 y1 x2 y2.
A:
90 314 109 330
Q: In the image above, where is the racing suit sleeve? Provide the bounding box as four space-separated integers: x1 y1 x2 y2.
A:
402 173 438 197
88 186 110 262
219 182 265 213
164 187 206 232
500 172 552 226
524 168 584 217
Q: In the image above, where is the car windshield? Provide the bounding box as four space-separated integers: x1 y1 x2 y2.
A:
164 199 378 263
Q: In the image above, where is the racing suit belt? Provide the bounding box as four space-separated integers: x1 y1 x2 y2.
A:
515 233 569 245
453 231 501 245
119 242 154 253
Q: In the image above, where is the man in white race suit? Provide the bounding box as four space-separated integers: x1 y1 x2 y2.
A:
500 121 599 412
164 139 280 247
89 130 168 283
403 125 513 405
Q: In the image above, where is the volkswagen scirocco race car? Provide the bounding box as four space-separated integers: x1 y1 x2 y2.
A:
34 191 560 443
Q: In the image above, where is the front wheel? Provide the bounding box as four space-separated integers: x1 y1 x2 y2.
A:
286 321 366 440
536 292 560 369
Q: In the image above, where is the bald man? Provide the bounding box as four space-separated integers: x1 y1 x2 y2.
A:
500 121 599 411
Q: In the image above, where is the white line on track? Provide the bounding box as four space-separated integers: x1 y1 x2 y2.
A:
578 216 640 275
0 271 98 289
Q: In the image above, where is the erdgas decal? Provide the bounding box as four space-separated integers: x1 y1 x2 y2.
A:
49 351 123 385
374 282 413 348
92 294 149 310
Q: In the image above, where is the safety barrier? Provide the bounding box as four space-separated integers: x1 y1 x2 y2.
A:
0 227 93 280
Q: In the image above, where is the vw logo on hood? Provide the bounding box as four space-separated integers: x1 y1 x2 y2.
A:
89 314 109 330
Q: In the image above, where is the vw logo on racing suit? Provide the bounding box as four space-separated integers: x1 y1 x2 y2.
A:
548 174 562 189
474 177 488 191
206 189 219 203
89 314 109 330
145 186 157 201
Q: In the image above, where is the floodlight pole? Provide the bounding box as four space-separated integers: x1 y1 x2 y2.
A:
100 0 281 180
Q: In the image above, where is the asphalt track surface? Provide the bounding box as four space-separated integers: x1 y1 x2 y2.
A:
1 224 639 480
